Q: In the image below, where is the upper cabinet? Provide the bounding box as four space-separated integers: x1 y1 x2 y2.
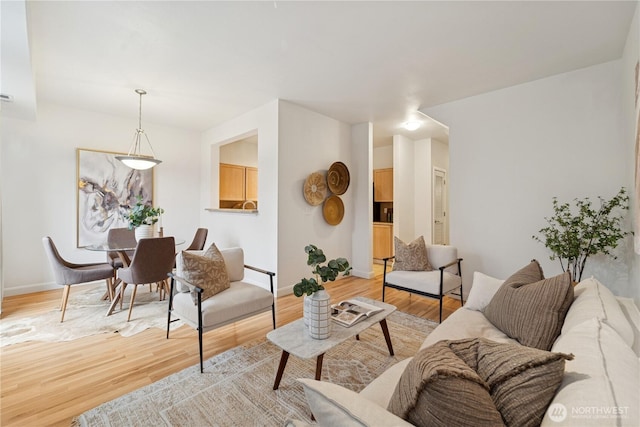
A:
245 167 258 201
220 163 258 204
220 163 247 201
374 168 393 202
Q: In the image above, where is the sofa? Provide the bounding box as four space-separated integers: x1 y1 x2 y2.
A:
295 264 640 427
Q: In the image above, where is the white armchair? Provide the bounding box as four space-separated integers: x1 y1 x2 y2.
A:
167 247 275 372
382 244 463 323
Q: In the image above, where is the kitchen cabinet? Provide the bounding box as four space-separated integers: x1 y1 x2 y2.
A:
374 168 393 202
373 223 393 260
220 163 257 202
245 167 258 201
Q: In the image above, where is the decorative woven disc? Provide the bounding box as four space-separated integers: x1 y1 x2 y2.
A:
303 172 327 206
323 195 344 225
327 161 350 195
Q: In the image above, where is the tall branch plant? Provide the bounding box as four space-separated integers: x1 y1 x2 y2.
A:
533 187 630 282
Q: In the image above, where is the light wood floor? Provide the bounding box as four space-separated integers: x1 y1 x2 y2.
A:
0 269 463 427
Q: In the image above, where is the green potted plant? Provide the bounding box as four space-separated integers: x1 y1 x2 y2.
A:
293 244 352 297
532 187 630 283
127 196 164 241
293 244 351 340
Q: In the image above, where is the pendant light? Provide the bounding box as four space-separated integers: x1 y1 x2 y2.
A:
115 89 162 170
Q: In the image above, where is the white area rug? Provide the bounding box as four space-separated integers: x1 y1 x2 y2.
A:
0 284 182 347
73 311 436 427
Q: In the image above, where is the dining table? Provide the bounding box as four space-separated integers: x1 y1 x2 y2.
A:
85 235 185 316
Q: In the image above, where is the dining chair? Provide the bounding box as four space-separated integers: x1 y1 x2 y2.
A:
118 237 176 321
185 228 208 251
42 236 115 322
106 227 137 299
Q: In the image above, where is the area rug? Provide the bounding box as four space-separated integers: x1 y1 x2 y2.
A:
73 310 436 427
0 283 182 347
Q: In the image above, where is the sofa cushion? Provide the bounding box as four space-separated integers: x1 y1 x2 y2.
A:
387 340 505 427
393 236 432 271
299 378 413 427
465 272 504 312
177 243 230 304
448 338 573 427
546 317 640 426
484 260 574 350
420 308 518 351
562 277 634 347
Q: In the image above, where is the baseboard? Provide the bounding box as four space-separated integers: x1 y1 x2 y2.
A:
2 280 102 297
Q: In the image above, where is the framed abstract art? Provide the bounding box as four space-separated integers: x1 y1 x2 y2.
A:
76 148 154 247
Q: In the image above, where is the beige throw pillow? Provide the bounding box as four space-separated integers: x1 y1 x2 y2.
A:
484 260 574 350
387 341 505 427
393 236 432 271
179 243 230 304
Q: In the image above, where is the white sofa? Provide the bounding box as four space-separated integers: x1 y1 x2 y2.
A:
297 275 640 427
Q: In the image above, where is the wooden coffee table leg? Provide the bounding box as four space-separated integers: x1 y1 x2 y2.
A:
380 319 394 356
315 354 325 380
273 350 290 390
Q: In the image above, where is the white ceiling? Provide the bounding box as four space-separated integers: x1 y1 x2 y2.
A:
1 1 636 147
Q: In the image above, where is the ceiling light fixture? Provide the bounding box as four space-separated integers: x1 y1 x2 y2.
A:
403 121 421 131
115 89 162 170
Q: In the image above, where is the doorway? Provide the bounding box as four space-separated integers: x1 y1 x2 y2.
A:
432 168 448 245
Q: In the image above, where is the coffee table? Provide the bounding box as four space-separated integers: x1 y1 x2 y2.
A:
267 297 396 390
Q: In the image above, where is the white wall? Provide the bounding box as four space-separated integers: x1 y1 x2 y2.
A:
393 134 415 242
373 145 393 169
622 4 640 298
1 102 202 295
219 139 258 167
351 122 375 279
425 60 637 300
200 101 279 290
413 139 432 243
277 101 354 293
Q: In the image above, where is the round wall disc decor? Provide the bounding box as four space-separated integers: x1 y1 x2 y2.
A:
323 195 344 225
303 172 327 206
327 161 350 195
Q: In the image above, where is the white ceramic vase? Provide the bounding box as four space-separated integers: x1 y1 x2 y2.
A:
135 224 154 241
303 294 311 327
308 290 331 340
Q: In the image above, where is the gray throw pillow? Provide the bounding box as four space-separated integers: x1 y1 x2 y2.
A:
484 260 574 350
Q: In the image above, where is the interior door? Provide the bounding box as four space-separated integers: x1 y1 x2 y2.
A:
432 168 447 245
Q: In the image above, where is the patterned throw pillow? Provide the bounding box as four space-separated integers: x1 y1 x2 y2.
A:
392 236 432 271
484 260 574 350
179 243 230 304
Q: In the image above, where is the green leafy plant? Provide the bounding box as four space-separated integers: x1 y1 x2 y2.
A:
293 244 352 297
127 196 164 229
532 187 630 282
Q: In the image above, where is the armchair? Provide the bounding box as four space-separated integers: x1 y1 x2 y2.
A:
167 247 276 373
382 244 463 323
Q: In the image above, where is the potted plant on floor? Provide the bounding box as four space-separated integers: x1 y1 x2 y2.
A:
293 244 352 340
532 187 630 283
127 196 164 241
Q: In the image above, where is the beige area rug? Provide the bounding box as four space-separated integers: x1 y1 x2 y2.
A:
0 283 182 347
73 311 436 427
